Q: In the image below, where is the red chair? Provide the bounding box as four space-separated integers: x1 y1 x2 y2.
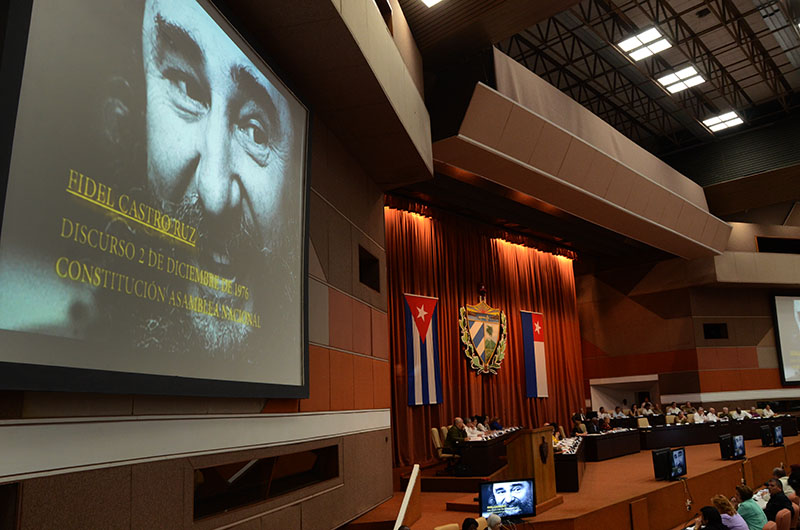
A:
792 493 800 507
792 503 800 530
764 522 777 530
776 508 792 530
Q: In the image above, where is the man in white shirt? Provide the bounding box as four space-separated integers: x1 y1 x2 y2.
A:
693 407 707 423
731 407 752 420
613 406 627 418
705 407 719 422
642 403 655 416
763 405 775 418
598 407 612 421
666 402 681 415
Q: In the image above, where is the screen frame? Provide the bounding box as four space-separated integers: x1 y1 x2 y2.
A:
0 0 311 399
478 477 537 519
771 291 800 386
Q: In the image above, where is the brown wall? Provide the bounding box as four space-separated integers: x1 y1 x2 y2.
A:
578 261 790 403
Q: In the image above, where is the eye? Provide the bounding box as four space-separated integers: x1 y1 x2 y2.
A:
235 103 272 166
162 67 207 114
242 118 268 147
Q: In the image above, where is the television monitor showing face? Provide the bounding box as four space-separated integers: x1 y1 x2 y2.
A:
0 0 309 397
652 448 671 481
760 424 773 446
479 479 536 519
774 425 784 446
733 435 745 459
670 447 686 480
719 434 733 460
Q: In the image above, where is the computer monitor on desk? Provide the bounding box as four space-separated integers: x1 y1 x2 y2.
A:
479 478 536 523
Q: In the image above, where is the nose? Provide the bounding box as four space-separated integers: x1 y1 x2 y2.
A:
195 105 241 217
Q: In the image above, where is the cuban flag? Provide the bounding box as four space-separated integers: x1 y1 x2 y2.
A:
404 294 443 405
521 311 548 398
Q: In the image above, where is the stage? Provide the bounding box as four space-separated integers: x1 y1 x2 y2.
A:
348 435 800 530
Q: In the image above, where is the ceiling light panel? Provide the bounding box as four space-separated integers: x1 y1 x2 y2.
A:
656 65 705 94
617 28 672 61
703 111 743 132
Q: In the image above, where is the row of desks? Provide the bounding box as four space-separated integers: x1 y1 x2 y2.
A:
554 416 797 492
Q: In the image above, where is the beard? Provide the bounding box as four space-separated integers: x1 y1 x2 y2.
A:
93 185 277 361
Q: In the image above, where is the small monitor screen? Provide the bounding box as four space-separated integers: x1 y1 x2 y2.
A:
719 434 732 460
670 447 686 480
733 435 745 458
774 426 784 446
652 448 670 481
479 479 536 519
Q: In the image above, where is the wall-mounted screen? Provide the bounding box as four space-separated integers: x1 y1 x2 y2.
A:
0 0 309 397
774 295 800 385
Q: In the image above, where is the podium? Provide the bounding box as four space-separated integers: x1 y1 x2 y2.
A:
505 427 563 514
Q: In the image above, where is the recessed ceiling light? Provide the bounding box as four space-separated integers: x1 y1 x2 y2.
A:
657 65 705 94
618 28 671 61
703 111 744 132
422 0 442 6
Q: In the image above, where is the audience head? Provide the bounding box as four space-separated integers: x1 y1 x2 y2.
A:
615 406 621 413
768 478 783 495
708 407 716 415
686 401 693 408
677 411 685 419
671 401 677 407
735 484 753 502
644 403 652 410
722 407 729 414
766 405 773 411
461 517 479 530
591 417 599 424
697 407 705 414
599 406 605 413
750 407 758 414
773 467 786 479
711 494 736 516
454 417 464 429
700 506 722 525
735 407 742 413
486 513 502 529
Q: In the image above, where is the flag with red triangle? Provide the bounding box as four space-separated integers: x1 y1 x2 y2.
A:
404 294 443 405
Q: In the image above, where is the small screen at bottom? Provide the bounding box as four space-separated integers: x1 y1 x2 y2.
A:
479 479 536 518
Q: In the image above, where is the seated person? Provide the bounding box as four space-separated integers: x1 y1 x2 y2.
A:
489 416 503 431
705 408 719 422
762 405 775 418
598 406 611 420
641 396 653 409
547 422 563 444
473 415 488 431
763 478 793 522
734 484 768 530
444 417 467 452
572 408 587 422
694 407 707 424
600 417 612 431
570 419 585 437
464 418 482 438
675 411 690 424
486 514 502 530
641 403 655 416
461 517 479 530
731 407 752 420
666 401 681 415
613 406 627 418
682 401 697 414
630 404 641 417
585 417 601 434
719 407 732 421
748 407 761 418
711 494 748 530
773 467 795 497
692 505 729 530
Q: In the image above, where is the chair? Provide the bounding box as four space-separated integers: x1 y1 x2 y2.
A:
792 493 800 507
433 524 459 530
476 517 488 530
431 428 459 470
578 423 587 434
790 502 799 529
666 414 675 424
559 425 567 440
764 523 777 530
776 508 792 530
623 409 631 416
440 426 448 442
687 414 695 423
757 408 765 416
637 417 650 428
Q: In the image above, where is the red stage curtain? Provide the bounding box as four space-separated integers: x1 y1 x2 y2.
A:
385 200 584 467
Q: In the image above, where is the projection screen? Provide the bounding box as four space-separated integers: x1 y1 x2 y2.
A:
0 0 309 397
774 295 800 385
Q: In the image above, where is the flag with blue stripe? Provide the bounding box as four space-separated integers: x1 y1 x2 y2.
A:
404 294 443 406
521 310 549 398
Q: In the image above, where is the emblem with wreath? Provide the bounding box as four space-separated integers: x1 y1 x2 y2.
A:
459 300 507 375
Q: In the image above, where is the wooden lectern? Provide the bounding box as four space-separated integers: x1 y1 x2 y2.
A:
505 427 563 514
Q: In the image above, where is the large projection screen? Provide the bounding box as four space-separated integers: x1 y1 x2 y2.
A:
0 0 309 397
773 295 800 386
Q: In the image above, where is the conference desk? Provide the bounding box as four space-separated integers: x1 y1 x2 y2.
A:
611 415 666 429
554 438 585 492
638 416 798 450
453 427 522 476
584 429 641 461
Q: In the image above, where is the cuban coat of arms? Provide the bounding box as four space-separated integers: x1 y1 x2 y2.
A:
458 297 508 374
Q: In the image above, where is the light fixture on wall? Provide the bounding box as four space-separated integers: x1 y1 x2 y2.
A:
703 111 744 132
657 66 705 93
618 27 672 61
422 0 443 6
